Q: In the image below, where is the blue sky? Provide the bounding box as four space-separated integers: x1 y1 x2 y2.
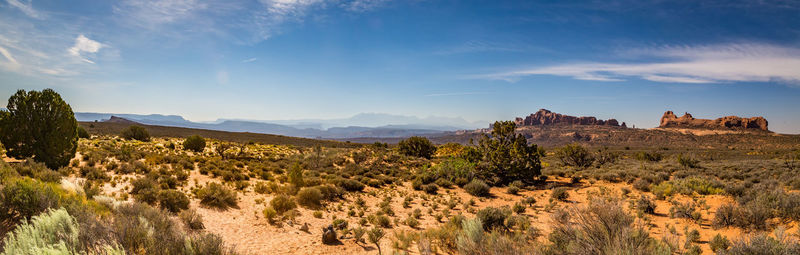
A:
1 0 799 133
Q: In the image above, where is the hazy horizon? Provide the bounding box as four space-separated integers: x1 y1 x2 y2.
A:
1 1 799 133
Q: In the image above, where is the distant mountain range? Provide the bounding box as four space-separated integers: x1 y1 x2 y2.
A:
74 112 486 139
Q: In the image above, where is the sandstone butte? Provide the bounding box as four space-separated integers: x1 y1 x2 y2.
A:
659 111 769 131
514 109 626 127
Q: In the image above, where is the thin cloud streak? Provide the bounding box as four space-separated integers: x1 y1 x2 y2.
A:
483 43 800 85
5 0 45 19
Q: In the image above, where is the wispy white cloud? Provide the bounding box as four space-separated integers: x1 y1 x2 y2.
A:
5 0 45 19
0 46 18 64
113 0 206 27
111 0 390 44
345 0 390 12
242 57 257 63
68 35 105 64
482 43 800 84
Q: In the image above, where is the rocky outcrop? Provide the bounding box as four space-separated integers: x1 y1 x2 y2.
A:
105 116 140 125
659 111 768 131
515 109 624 127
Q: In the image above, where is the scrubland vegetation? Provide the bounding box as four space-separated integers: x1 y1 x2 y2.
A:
2 89 800 254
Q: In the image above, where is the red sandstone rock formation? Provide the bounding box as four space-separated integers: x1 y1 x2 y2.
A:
514 109 624 127
659 111 768 131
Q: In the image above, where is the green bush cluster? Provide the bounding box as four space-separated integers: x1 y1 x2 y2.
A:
183 135 206 152
120 125 151 141
195 183 238 209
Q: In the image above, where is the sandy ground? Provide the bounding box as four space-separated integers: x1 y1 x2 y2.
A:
183 171 767 255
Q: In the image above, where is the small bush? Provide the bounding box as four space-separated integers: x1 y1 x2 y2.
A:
710 234 730 252
120 125 150 141
335 178 365 192
195 183 238 209
398 136 436 159
551 187 569 201
507 186 520 195
635 151 663 162
77 126 90 139
179 208 205 230
0 178 62 223
725 233 800 254
669 201 701 222
713 203 739 229
555 143 594 168
295 187 323 208
422 183 439 194
157 189 190 213
677 154 700 168
183 135 206 152
263 207 278 224
1 208 80 254
512 202 526 214
476 207 510 231
632 179 651 192
636 195 656 215
405 216 420 228
270 194 297 214
464 179 490 197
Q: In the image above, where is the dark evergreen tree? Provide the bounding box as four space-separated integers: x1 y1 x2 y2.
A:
476 121 542 185
0 89 78 169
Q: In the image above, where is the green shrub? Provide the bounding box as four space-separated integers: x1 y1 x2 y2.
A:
476 207 510 231
650 182 674 200
710 234 730 252
77 126 90 139
367 227 386 255
669 201 701 222
555 143 594 168
373 214 392 228
632 178 651 192
594 147 619 166
677 154 700 168
507 186 520 195
130 177 160 205
551 187 569 201
295 187 323 208
335 178 365 192
512 202 526 214
195 183 238 209
179 208 205 230
0 178 62 223
398 136 436 159
636 195 656 215
120 125 150 141
186 232 234 255
422 183 439 194
635 151 663 162
475 121 542 185
13 159 61 183
287 162 305 187
183 135 206 152
157 189 190 213
546 198 652 254
1 208 80 254
270 194 297 214
263 207 278 224
713 203 739 229
464 179 490 197
405 216 420 228
0 89 79 169
725 232 800 254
